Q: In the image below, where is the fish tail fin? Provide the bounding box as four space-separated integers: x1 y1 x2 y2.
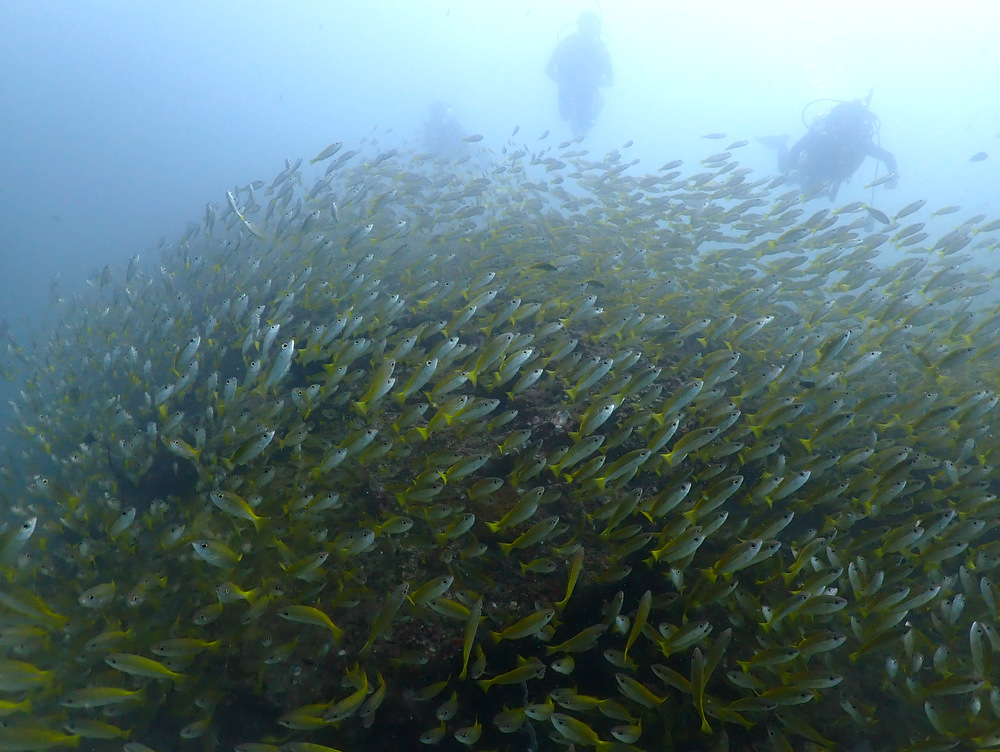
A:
172 673 191 690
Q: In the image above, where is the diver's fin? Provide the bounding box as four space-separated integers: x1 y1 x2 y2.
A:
756 135 789 150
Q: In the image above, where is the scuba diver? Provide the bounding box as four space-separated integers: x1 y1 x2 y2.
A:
546 10 613 138
422 101 466 157
761 93 898 201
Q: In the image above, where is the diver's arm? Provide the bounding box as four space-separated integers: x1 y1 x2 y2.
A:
545 54 557 80
866 143 898 176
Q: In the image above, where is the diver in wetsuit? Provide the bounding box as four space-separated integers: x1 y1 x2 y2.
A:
546 11 613 138
767 97 898 201
423 101 466 158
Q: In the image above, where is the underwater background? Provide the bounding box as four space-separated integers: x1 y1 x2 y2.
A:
1 2 1000 751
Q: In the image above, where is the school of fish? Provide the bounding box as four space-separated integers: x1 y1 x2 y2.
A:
2 130 1000 752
